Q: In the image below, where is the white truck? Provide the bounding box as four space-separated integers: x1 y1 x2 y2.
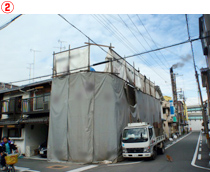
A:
122 122 165 160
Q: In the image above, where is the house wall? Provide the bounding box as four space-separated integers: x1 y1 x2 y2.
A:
1 124 48 156
25 124 48 157
1 127 26 154
163 120 169 139
162 100 171 138
11 128 25 154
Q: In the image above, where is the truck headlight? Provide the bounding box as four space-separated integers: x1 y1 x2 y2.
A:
123 147 127 153
143 146 150 153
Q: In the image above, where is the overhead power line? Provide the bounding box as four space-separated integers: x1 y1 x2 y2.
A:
125 36 207 59
125 14 169 72
0 14 23 31
60 14 170 83
10 34 206 85
98 14 169 80
136 14 171 68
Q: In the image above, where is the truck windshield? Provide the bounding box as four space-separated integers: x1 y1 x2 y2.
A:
122 128 148 143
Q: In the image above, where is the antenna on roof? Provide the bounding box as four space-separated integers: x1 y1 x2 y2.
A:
58 39 67 51
27 63 33 83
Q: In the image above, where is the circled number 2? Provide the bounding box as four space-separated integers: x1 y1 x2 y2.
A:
5 3 10 11
1 1 14 14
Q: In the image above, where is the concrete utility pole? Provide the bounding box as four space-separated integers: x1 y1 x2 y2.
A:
30 49 41 82
195 70 209 133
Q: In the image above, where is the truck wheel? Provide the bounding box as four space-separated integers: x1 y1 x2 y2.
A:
158 143 165 155
151 149 157 160
160 145 165 154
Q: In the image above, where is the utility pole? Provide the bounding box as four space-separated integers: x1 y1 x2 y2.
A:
30 49 41 82
185 15 209 144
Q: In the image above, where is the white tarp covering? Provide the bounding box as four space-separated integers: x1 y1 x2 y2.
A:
104 49 127 81
48 72 163 163
54 47 88 74
104 49 142 89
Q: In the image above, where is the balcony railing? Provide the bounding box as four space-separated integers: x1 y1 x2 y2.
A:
22 94 50 114
0 94 50 115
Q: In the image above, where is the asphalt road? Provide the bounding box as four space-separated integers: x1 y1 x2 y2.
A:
84 132 207 172
13 131 209 172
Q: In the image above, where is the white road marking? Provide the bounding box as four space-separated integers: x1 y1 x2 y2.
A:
107 161 142 166
14 166 40 172
21 170 40 172
66 165 98 172
199 148 202 151
165 132 192 150
198 154 202 160
191 132 210 170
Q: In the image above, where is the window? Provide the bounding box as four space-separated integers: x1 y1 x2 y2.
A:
149 128 153 139
8 128 21 137
34 93 50 110
9 98 15 112
44 93 50 102
35 96 43 110
163 108 166 114
122 128 148 143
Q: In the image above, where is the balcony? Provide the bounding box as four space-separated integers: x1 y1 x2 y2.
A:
22 94 50 114
0 94 50 115
1 98 21 114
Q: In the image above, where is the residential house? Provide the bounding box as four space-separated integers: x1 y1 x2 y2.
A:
162 96 177 139
0 82 17 91
0 79 51 157
177 101 188 134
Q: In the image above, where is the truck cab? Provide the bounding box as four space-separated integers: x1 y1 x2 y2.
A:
122 122 165 159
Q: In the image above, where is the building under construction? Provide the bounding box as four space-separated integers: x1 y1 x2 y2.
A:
48 44 164 163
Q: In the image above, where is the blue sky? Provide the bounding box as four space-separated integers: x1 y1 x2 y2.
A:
0 14 207 105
